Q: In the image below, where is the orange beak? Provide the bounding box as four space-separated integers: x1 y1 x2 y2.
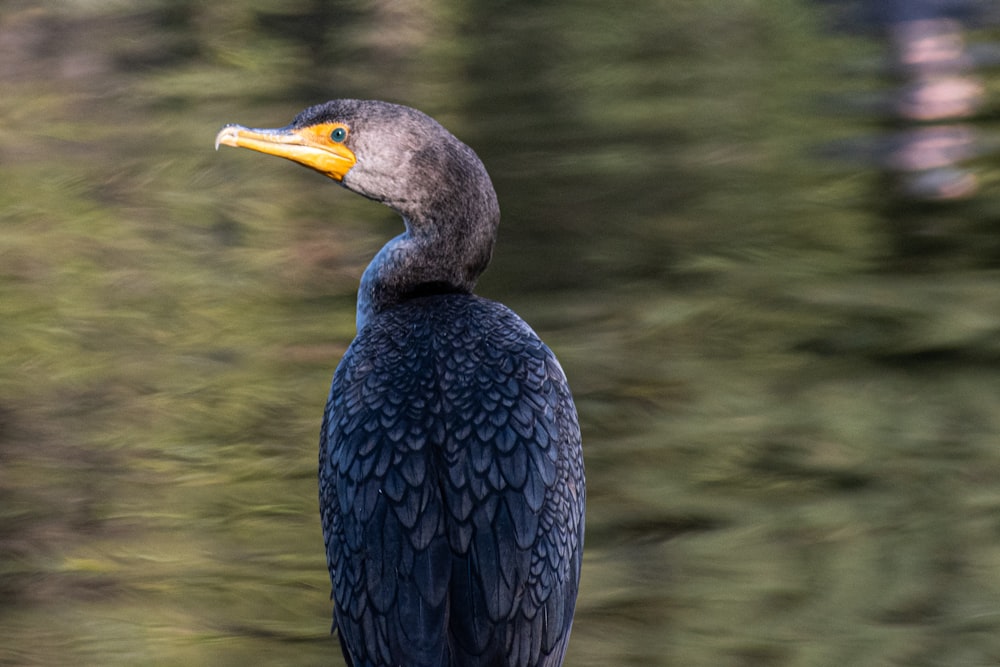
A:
215 122 356 182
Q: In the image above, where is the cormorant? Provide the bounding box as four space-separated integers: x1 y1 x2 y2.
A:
215 99 584 667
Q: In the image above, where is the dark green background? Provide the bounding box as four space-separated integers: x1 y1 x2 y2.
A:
2 1 1000 665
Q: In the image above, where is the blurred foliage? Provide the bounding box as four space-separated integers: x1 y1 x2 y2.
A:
1 0 1000 665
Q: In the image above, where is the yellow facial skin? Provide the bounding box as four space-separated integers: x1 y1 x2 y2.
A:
215 122 356 181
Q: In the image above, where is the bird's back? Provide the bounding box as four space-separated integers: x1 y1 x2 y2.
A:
319 293 584 667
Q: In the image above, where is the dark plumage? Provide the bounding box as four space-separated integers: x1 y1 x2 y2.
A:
216 99 584 667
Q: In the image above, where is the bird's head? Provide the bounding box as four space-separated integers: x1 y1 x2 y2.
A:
215 99 499 234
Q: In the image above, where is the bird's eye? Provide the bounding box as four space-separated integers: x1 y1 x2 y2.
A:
331 127 347 142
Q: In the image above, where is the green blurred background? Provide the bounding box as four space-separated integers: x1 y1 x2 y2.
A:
2 1 1000 665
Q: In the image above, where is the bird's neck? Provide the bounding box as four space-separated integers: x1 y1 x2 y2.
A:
355 212 497 331
352 142 501 332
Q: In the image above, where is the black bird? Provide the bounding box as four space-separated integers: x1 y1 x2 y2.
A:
216 100 585 667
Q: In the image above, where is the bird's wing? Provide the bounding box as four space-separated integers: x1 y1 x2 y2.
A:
320 325 452 666
441 323 584 667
